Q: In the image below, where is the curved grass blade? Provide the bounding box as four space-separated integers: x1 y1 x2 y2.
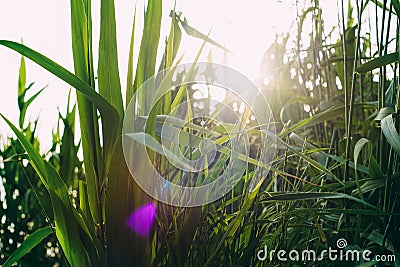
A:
353 138 371 199
262 192 377 209
166 10 182 68
0 40 118 121
0 41 119 128
0 40 119 226
125 132 195 171
172 13 232 54
357 52 397 73
393 0 400 17
280 103 374 137
354 138 371 171
2 226 52 267
381 114 400 156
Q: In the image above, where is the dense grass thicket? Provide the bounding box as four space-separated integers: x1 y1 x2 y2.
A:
1 0 400 266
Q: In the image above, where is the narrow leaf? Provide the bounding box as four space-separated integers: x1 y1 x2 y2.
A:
357 52 397 73
98 0 124 118
126 7 137 102
2 226 52 267
17 56 26 97
0 41 118 120
354 138 371 170
133 0 162 93
173 14 232 54
381 114 400 156
263 192 377 209
70 0 104 224
0 41 119 215
1 115 92 266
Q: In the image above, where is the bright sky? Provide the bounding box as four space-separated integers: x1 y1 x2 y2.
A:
0 0 339 151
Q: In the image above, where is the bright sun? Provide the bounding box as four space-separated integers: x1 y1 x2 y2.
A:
174 0 297 81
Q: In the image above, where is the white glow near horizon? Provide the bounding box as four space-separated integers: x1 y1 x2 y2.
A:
0 0 339 151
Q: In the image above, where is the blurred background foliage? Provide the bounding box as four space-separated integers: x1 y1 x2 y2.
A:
1 57 80 266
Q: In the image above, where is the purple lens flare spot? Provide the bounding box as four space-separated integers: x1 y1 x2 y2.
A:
126 202 157 237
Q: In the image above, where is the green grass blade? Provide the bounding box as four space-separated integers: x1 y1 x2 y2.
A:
1 115 92 266
381 114 400 156
70 0 104 225
204 178 263 267
263 192 377 209
133 0 162 94
166 10 182 68
375 107 395 121
161 12 182 114
59 100 79 186
0 40 119 225
0 41 118 119
353 138 371 199
174 14 232 54
71 0 94 85
266 131 342 184
393 0 400 17
2 226 52 267
17 55 26 97
98 0 123 118
170 40 207 110
354 138 371 172
144 62 182 143
280 103 373 137
126 7 136 103
126 132 196 170
70 0 91 84
357 52 398 73
370 0 398 15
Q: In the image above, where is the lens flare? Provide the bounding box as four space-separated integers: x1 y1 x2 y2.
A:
126 202 157 237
